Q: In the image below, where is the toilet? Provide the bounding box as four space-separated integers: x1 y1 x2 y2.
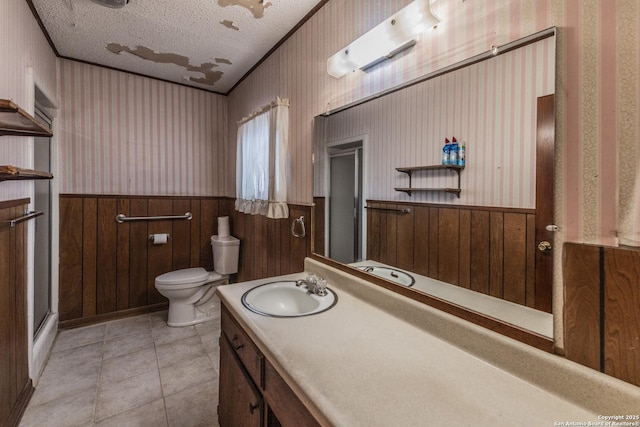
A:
155 235 240 327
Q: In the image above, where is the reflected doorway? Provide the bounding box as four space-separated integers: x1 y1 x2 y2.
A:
328 141 364 263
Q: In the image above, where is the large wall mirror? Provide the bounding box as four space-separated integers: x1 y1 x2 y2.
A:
312 28 557 350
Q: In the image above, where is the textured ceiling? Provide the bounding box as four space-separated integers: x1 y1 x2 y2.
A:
30 0 323 94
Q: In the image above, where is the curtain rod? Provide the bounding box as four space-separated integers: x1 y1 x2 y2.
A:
237 96 290 125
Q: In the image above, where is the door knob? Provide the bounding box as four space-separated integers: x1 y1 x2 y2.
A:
537 241 552 252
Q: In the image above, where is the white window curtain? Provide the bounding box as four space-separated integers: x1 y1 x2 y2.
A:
235 97 289 219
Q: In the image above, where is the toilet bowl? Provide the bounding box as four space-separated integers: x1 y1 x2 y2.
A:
155 235 240 327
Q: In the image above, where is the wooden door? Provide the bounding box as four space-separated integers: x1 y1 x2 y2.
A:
535 94 555 313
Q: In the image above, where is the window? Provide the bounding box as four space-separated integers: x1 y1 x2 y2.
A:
235 98 289 219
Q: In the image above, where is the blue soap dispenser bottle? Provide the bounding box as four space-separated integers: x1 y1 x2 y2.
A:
442 138 450 165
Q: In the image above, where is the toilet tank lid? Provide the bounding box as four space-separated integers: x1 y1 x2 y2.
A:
211 235 240 246
155 267 210 285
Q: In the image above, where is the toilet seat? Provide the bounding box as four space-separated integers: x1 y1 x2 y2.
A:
155 267 222 290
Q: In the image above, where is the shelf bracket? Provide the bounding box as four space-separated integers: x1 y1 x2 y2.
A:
398 169 412 188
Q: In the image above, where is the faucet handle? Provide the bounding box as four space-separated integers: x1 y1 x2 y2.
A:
306 273 318 283
315 278 327 296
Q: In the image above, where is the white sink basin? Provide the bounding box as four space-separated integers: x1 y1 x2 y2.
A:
241 280 337 317
356 266 415 287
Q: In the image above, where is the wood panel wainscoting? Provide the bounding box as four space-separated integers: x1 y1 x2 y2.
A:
59 195 311 326
364 200 540 310
564 243 640 388
0 199 34 427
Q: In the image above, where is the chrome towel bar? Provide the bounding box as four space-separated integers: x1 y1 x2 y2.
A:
115 212 192 223
1 210 44 227
364 206 411 214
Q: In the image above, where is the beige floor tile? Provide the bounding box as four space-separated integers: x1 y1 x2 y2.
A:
103 328 153 360
31 352 101 406
104 314 151 339
20 388 96 427
208 349 220 375
152 323 198 346
43 341 103 375
165 380 219 427
95 370 163 422
94 398 168 427
198 331 219 354
150 310 169 328
25 306 223 426
52 324 105 352
159 355 218 397
155 335 206 369
100 346 158 385
194 318 220 336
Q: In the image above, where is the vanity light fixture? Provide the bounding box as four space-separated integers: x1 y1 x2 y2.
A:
327 0 439 78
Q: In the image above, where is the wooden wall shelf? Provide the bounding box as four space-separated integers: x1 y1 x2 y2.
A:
395 165 464 198
0 165 53 182
0 99 53 137
394 187 461 197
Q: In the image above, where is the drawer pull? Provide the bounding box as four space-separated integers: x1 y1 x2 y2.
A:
249 402 259 414
234 343 245 350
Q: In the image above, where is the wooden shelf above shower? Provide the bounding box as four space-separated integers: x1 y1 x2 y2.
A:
395 165 464 198
0 165 53 182
0 99 53 137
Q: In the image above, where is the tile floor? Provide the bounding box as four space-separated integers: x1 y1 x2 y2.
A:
20 297 222 427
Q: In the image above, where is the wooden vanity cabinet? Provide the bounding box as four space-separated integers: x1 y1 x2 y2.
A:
219 304 321 427
218 336 263 427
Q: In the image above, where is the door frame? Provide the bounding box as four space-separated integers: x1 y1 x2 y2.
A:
324 135 368 261
26 67 60 381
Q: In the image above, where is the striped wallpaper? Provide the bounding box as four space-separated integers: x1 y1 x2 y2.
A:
57 60 228 196
316 37 554 209
228 0 640 247
226 0 640 349
4 0 638 244
0 0 57 202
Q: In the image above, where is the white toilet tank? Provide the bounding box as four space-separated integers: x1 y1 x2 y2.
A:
211 235 240 274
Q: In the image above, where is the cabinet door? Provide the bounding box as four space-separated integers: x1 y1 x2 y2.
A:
218 335 262 427
264 361 321 427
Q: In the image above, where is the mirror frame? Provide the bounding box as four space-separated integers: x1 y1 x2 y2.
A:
311 27 558 353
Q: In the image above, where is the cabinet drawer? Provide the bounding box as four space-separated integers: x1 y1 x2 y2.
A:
221 305 263 388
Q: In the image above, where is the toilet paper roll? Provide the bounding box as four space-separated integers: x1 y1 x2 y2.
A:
218 216 230 237
149 233 169 244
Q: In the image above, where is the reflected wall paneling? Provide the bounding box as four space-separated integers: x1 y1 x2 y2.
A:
0 199 33 427
59 195 312 325
366 201 537 308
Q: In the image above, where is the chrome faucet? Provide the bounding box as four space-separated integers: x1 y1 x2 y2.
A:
296 274 328 296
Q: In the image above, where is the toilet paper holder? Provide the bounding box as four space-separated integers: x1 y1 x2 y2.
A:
148 233 170 244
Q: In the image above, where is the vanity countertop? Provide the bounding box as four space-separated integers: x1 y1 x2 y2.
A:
216 258 640 427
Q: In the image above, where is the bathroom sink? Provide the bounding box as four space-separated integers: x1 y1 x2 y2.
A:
356 266 415 287
241 281 337 317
